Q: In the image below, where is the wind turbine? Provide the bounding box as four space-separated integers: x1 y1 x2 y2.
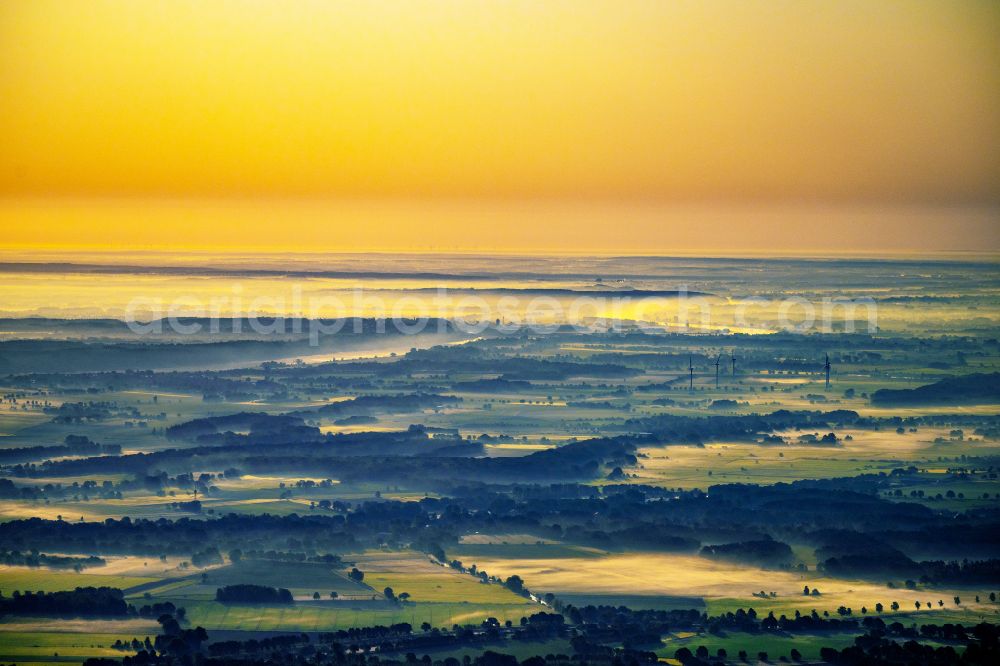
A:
688 355 694 391
714 353 722 389
824 353 831 390
730 350 736 378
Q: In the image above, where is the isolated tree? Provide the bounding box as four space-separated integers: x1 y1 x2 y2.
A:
313 592 320 600
891 601 899 611
329 591 338 599
875 603 884 613
504 575 524 594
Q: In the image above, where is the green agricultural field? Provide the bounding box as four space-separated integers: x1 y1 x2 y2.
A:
0 408 50 436
351 549 539 605
0 631 143 666
0 567 159 595
701 596 996 623
884 477 1000 511
203 498 323 517
0 497 208 522
0 618 160 666
141 553 539 633
178 599 534 632
160 559 371 601
656 630 862 663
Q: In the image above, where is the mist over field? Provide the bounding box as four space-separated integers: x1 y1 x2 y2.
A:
1 253 999 666
2 1 999 664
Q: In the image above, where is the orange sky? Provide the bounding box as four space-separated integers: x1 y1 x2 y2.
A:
0 1 998 253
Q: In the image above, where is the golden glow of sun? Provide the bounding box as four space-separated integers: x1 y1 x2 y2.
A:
0 1 997 253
